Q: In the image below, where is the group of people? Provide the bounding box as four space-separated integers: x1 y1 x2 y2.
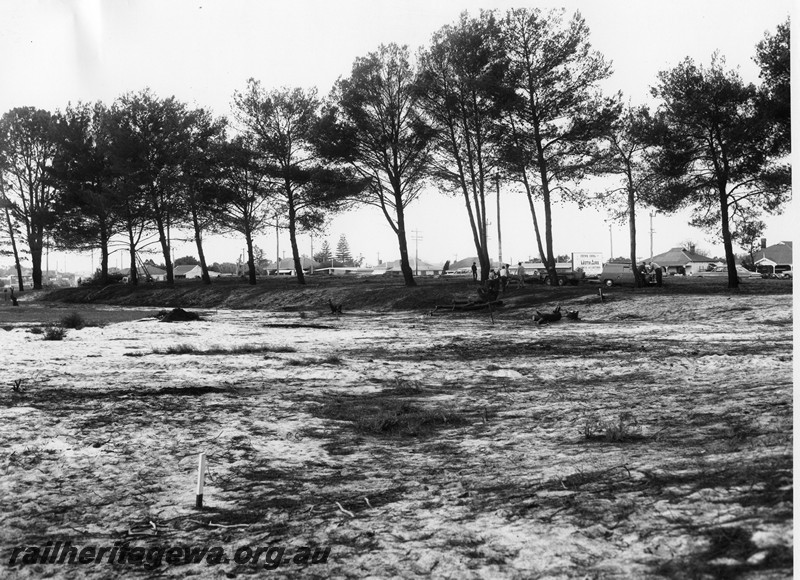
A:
474 262 528 293
638 262 663 285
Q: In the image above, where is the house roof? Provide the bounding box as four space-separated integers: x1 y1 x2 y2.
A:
650 247 715 266
120 265 166 276
754 241 793 265
277 257 322 269
376 258 442 271
449 257 504 270
174 265 200 275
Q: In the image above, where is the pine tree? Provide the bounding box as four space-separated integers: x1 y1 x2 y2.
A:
314 240 332 264
335 234 352 265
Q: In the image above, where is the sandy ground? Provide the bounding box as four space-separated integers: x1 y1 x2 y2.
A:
0 291 792 579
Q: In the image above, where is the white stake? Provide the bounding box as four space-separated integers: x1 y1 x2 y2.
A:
195 452 206 509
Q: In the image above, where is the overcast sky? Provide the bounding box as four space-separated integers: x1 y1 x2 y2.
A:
0 0 793 273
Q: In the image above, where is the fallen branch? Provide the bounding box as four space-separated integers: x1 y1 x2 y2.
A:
336 502 355 518
185 520 251 529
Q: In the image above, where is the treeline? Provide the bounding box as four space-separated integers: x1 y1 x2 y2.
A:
0 10 789 290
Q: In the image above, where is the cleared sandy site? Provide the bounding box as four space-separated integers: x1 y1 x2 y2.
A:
0 282 793 579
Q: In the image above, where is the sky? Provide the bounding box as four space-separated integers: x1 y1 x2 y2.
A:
0 0 794 275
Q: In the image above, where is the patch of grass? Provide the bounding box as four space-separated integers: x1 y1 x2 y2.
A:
286 355 343 366
151 343 296 355
583 411 644 442
315 398 468 437
43 326 65 341
29 326 44 335
721 415 759 447
382 378 423 396
613 313 644 320
60 311 85 329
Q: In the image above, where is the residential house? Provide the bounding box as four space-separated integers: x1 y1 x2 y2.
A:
649 246 716 276
119 265 167 282
753 240 792 276
372 258 442 276
174 265 203 279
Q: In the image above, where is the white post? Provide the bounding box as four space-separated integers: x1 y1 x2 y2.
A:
195 452 206 509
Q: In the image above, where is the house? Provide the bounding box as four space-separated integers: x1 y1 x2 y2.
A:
372 258 442 276
276 257 322 274
119 265 167 282
174 265 203 279
753 240 793 276
649 246 716 276
174 265 223 279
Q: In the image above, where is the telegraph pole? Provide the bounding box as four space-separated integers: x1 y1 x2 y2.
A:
649 212 656 259
309 236 314 274
494 173 502 265
609 223 613 260
411 229 423 275
275 214 280 273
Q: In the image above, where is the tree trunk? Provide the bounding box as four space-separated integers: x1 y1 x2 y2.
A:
393 198 416 287
153 209 173 284
191 208 211 285
287 193 306 285
127 225 138 286
244 226 257 285
521 174 548 268
99 224 110 284
5 206 24 291
100 245 109 284
30 241 43 290
628 182 645 288
531 121 557 282
719 187 739 290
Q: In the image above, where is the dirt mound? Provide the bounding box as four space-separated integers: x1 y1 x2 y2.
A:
156 308 201 322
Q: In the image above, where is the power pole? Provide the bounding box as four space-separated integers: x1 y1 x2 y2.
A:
494 173 502 265
275 214 280 273
609 223 613 260
411 229 423 275
649 212 656 258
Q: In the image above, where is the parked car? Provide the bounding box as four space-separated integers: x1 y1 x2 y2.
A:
599 262 637 287
696 265 762 279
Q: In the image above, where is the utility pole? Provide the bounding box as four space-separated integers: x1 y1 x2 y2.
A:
309 236 314 274
275 214 280 274
609 223 613 260
649 212 656 259
411 229 423 275
494 173 502 265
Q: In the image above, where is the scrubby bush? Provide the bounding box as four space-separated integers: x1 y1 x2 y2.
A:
43 327 65 341
60 312 85 329
81 269 125 286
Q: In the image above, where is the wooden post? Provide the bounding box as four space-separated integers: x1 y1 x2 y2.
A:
195 452 206 509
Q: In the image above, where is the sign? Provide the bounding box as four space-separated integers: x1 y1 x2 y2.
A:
572 252 603 277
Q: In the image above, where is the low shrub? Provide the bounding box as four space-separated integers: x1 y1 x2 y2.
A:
60 312 85 329
316 399 467 437
43 327 65 341
151 343 296 355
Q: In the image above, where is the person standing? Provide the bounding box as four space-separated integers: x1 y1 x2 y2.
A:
499 264 509 292
516 262 526 287
471 262 478 282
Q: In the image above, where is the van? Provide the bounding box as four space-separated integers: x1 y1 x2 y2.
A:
599 262 637 287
